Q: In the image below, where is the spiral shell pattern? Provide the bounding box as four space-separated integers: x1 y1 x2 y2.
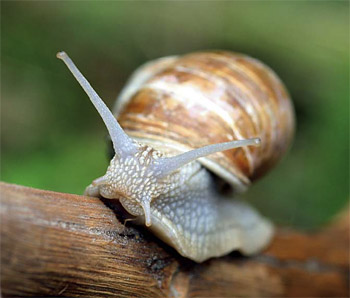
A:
114 51 295 191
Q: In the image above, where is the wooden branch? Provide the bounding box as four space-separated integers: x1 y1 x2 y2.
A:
1 182 349 297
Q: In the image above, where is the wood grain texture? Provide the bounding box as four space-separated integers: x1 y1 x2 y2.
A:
1 182 349 297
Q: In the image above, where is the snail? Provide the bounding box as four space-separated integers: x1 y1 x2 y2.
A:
57 51 294 263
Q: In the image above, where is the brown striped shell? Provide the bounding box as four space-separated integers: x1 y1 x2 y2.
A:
113 51 295 192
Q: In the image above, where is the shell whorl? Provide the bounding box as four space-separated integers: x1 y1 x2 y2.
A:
114 51 295 191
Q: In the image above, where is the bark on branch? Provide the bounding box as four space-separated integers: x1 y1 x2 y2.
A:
0 182 348 297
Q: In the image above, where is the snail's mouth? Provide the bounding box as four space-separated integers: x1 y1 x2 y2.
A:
119 196 153 227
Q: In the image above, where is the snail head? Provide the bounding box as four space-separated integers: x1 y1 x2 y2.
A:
57 51 260 227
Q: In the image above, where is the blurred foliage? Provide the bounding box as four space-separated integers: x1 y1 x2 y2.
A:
1 1 349 229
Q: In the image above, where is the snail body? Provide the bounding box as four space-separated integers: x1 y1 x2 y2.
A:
57 51 294 262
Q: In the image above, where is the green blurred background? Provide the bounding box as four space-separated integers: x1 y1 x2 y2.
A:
1 1 349 229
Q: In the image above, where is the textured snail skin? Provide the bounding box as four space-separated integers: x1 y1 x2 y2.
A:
58 51 293 263
85 143 273 262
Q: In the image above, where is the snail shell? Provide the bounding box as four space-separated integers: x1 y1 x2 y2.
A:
114 51 294 192
57 51 295 262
